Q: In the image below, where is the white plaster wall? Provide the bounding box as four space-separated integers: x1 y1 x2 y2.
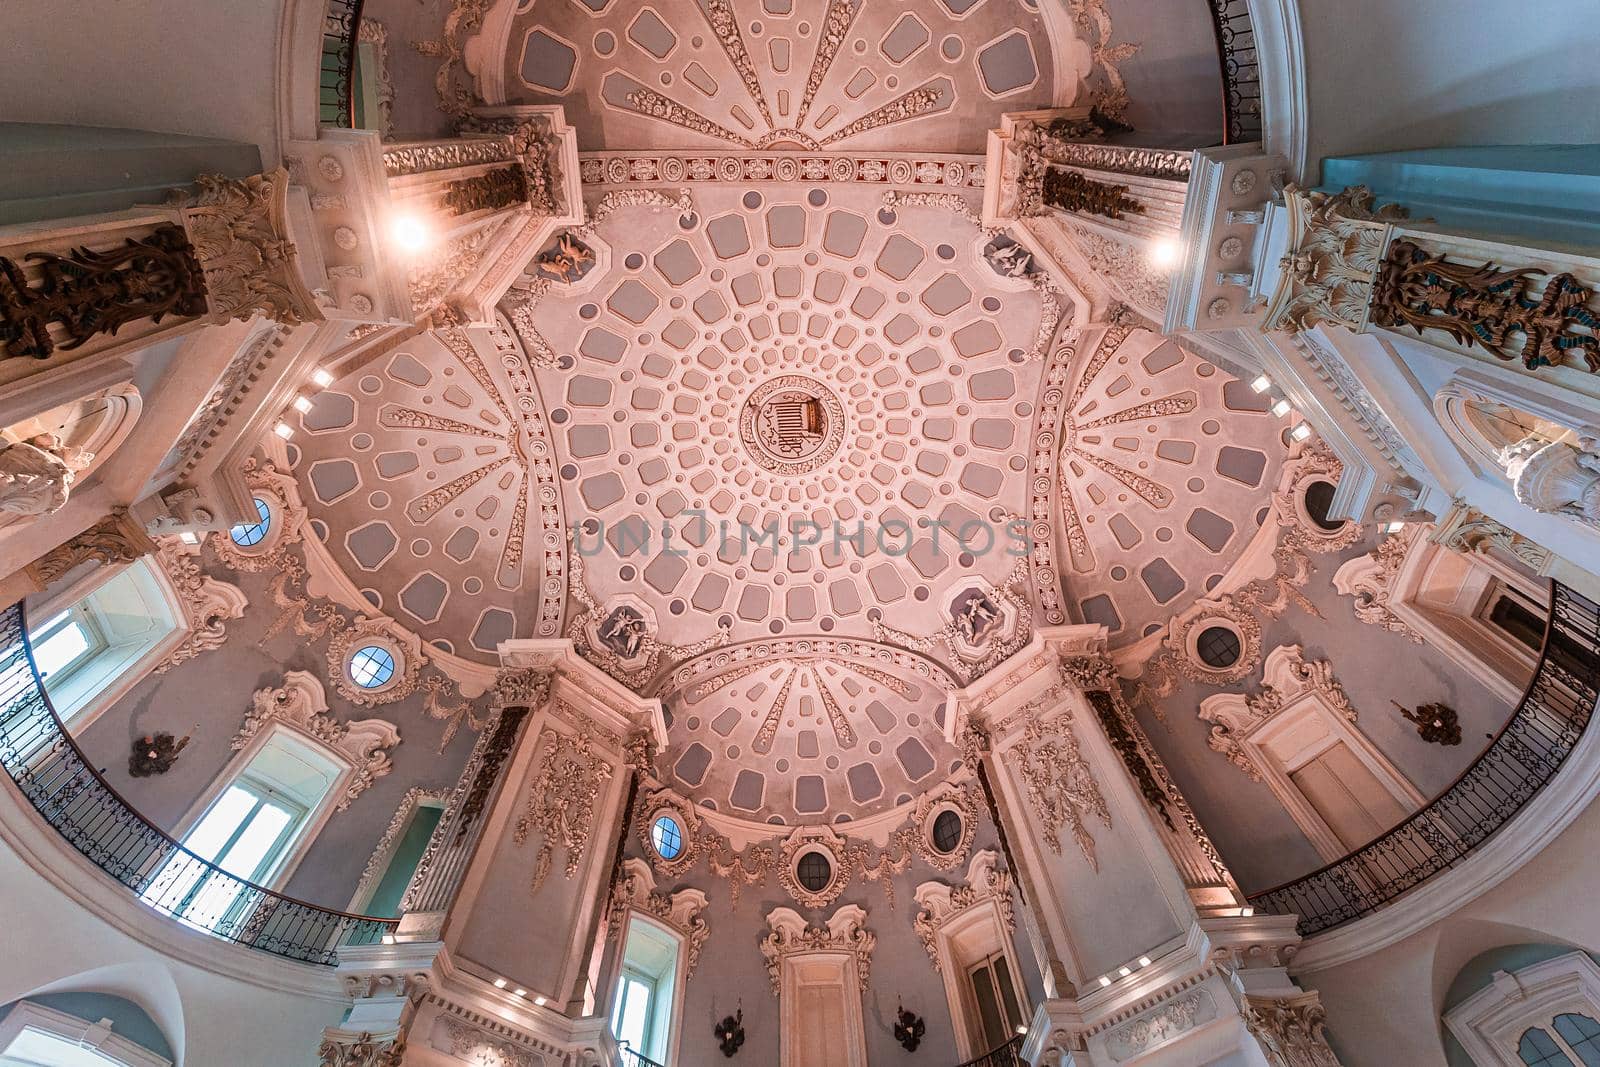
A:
1298 0 1600 175
3 0 294 164
0 817 348 1067
1295 793 1600 1067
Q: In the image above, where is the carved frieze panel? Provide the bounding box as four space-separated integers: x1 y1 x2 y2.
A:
1106 992 1217 1061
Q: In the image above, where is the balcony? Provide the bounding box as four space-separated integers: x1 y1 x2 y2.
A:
1249 581 1600 936
0 600 396 966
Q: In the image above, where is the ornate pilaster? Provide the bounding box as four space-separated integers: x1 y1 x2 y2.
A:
1262 185 1405 334
1241 991 1343 1067
23 508 154 588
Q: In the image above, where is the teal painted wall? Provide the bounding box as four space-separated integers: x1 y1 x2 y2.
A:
1441 944 1600 1067
1 992 175 1062
368 804 443 919
1321 145 1600 255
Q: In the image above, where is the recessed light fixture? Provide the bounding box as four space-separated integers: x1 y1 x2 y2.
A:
311 368 334 388
292 395 313 414
1271 398 1292 418
1138 956 1151 967
1098 976 1112 988
514 988 527 998
179 531 200 545
1385 521 1407 534
534 996 547 1007
493 978 506 989
381 934 395 945
1118 966 1132 977
1250 374 1272 394
1290 423 1314 442
272 421 295 439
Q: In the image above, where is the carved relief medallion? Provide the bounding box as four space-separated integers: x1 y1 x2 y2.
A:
738 375 846 475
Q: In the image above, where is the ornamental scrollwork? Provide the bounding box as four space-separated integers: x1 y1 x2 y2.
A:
513 729 613 893
1199 646 1356 781
606 857 710 978
911 850 1016 973
761 905 875 995
151 539 247 673
1331 525 1426 642
174 170 319 327
233 671 400 810
1009 709 1111 870
1271 440 1364 552
326 614 425 708
911 782 981 872
317 1030 404 1067
1262 184 1407 334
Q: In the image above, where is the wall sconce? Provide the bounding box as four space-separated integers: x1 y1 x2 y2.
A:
894 1005 926 1052
714 1008 745 1058
1393 700 1462 746
128 726 196 777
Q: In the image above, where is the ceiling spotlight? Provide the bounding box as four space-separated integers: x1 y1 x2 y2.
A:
493 978 506 989
1385 520 1407 534
272 421 295 440
513 988 527 998
381 934 395 945
311 368 334 388
179 531 200 545
1138 956 1151 967
534 996 547 1007
1098 976 1112 988
1290 423 1314 442
1250 374 1272 394
1015 1024 1029 1036
1118 966 1132 977
1148 237 1181 270
292 395 313 414
390 214 432 253
1270 398 1292 419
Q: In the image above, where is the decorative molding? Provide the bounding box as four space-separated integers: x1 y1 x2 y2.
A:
1332 525 1428 642
761 904 875 995
512 728 613 893
1106 992 1215 1061
1429 502 1553 573
579 152 986 190
1272 440 1364 552
911 782 980 872
1069 225 1171 315
1008 704 1112 869
874 557 1033 684
169 328 285 480
605 857 710 978
26 509 154 588
233 671 400 810
1199 645 1354 780
1241 991 1341 1067
1262 185 1405 334
357 20 395 139
1043 167 1147 221
352 787 446 908
318 1030 404 1067
911 850 1016 973
175 170 320 327
151 539 247 673
1502 434 1600 527
381 139 512 179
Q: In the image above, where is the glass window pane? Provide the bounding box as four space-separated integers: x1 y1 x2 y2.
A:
30 621 91 678
216 802 294 880
617 976 652 1051
183 787 258 862
994 953 1024 1032
1555 1015 1600 1066
970 961 1006 1051
1520 1027 1575 1067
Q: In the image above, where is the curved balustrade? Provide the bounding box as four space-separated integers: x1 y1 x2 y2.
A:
1250 581 1600 936
0 601 396 965
955 1036 1027 1067
618 1049 666 1067
1207 0 1263 144
319 0 366 128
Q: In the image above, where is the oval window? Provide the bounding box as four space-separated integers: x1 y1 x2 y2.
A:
1197 626 1242 669
350 644 397 688
229 497 272 546
650 813 684 860
796 850 832 892
932 810 963 854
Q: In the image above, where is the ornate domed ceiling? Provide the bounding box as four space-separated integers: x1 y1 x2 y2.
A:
496 0 1078 154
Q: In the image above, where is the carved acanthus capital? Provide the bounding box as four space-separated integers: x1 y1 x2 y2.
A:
25 509 154 587
175 169 321 327
1241 991 1343 1067
1263 184 1407 334
1503 435 1600 527
492 666 552 710
317 1029 405 1067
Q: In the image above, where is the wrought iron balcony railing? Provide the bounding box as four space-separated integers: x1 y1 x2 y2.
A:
1250 581 1600 936
956 1036 1028 1067
618 1047 667 1067
1208 0 1263 144
319 0 366 128
0 601 396 965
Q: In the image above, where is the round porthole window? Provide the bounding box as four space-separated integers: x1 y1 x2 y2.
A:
229 497 272 546
796 850 832 893
1304 480 1345 532
932 810 963 854
350 644 397 689
650 813 684 860
1197 626 1242 669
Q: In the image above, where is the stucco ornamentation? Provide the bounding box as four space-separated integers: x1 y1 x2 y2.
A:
1262 185 1407 334
1332 525 1427 642
1272 441 1364 552
326 614 425 708
26 509 153 588
760 905 876 995
1241 992 1341 1067
352 787 446 907
175 170 319 327
442 1020 537 1067
1010 708 1112 869
151 539 247 673
233 671 400 810
606 857 710 977
911 850 1016 973
1199 646 1354 780
911 781 981 872
513 729 613 893
1429 502 1552 573
318 1031 404 1067
1502 434 1600 527
1106 994 1214 1061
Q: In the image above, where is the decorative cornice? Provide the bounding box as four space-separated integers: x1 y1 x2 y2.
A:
578 152 986 190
